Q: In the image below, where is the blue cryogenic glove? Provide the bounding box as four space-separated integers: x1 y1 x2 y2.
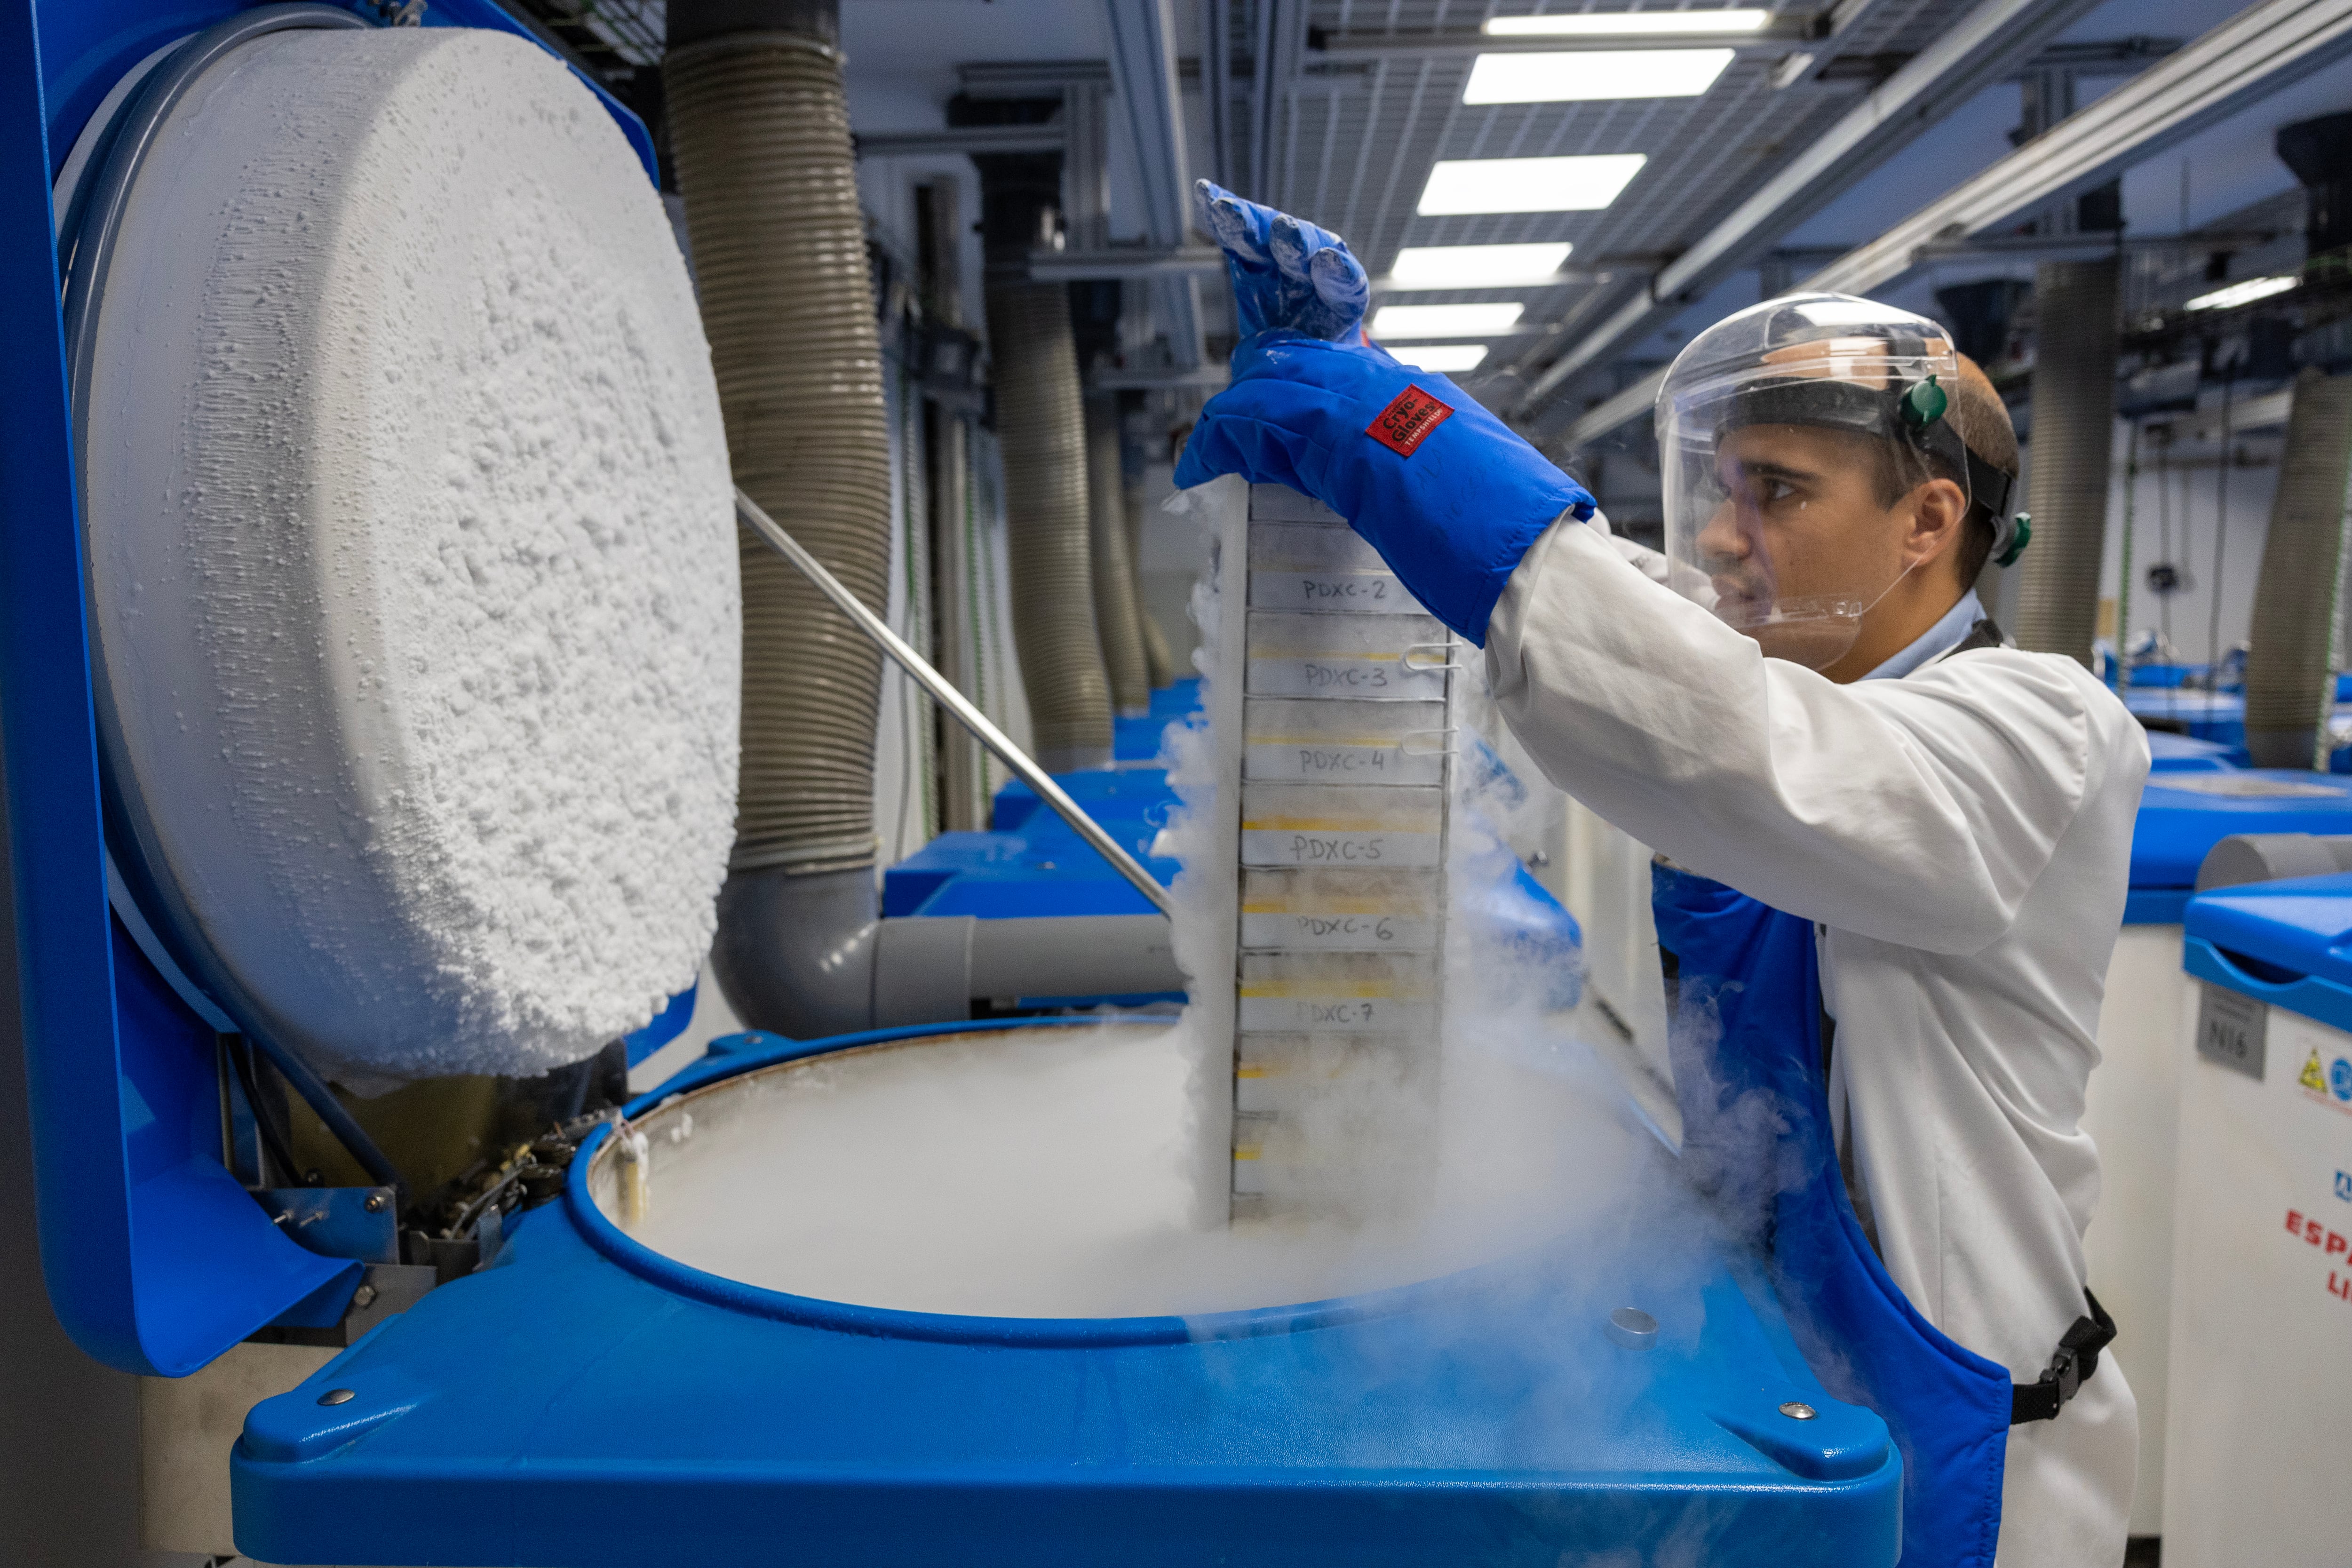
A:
1177 187 1593 644
1197 179 1371 342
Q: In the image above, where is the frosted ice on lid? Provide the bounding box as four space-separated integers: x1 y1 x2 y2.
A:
80 28 739 1082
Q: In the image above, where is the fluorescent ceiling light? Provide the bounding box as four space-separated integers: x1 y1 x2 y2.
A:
1484 8 1772 35
2185 275 2296 311
1372 302 1526 338
1417 154 1645 215
1464 48 1733 103
1389 242 1574 289
1399 344 1492 373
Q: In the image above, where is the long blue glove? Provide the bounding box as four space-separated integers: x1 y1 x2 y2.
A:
1177 188 1593 644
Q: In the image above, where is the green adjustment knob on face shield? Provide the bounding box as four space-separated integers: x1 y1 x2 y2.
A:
1899 374 1948 429
1994 512 2032 568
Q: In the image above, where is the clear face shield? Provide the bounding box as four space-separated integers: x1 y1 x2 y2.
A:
1656 295 1968 670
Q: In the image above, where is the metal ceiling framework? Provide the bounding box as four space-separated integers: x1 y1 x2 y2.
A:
1503 0 2109 423
1102 0 1208 366
1556 0 2352 455
1227 0 1957 391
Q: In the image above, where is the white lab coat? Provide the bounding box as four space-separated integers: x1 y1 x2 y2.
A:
1487 517 2147 1566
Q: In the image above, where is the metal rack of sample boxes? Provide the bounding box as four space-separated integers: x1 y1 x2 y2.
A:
1223 483 1460 1220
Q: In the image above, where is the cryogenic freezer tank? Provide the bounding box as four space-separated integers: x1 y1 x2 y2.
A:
230 1018 1904 1566
0 4 1899 1562
2164 875 2352 1566
2082 764 2352 1534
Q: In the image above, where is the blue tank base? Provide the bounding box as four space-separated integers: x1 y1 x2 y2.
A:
228 1030 1901 1568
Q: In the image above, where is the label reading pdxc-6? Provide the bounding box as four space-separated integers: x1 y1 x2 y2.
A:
1367 385 1454 457
2196 983 2267 1080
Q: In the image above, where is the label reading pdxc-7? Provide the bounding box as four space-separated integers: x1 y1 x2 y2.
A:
2196 983 2268 1081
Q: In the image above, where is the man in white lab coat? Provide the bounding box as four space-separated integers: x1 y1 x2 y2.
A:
1176 183 2146 1567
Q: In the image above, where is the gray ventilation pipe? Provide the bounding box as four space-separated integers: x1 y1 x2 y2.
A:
872 915 1182 1023
1127 474 1177 688
976 155 1114 772
667 0 890 1035
1088 395 1152 716
2012 258 2121 667
2243 370 2352 768
2198 832 2352 892
669 18 1171 1032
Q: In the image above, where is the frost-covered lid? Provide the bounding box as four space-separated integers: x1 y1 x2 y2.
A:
79 25 739 1086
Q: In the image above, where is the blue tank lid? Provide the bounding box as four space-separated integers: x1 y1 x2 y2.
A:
2128 772 2352 925
2184 871 2352 1034
0 0 660 1378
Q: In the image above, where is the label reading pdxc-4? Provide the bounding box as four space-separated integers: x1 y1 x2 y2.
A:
2196 983 2267 1080
1367 385 1454 457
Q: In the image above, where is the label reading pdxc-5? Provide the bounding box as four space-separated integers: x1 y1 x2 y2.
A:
1367 385 1454 457
2196 982 2268 1081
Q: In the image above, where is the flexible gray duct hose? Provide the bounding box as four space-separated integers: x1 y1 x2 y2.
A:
989 281 1114 770
1087 396 1152 716
667 7 891 1035
2244 369 2352 768
1127 477 1176 687
666 25 888 875
2013 258 2121 667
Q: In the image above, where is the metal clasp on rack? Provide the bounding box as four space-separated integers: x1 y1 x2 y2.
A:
1398 726 1460 757
1400 641 1465 673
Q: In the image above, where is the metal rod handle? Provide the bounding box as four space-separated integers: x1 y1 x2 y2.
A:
734 488 1177 921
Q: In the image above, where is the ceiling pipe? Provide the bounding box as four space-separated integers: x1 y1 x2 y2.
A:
1101 0 1205 368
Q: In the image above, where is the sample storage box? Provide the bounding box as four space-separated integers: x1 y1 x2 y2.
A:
2163 872 2352 1566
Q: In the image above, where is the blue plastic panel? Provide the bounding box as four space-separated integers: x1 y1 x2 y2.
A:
621 983 696 1067
2125 689 2246 749
2145 731 2236 772
2184 871 2352 1034
0 0 658 1376
2124 771 2352 927
230 1021 1901 1568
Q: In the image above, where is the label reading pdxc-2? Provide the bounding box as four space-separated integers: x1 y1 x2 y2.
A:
1367 385 1454 457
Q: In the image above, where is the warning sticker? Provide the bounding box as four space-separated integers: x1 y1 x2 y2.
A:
1366 385 1455 457
2296 1044 2352 1116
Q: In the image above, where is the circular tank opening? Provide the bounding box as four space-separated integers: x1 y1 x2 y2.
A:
586 1020 1627 1321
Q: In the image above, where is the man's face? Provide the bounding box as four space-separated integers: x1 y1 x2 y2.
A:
1694 423 1912 665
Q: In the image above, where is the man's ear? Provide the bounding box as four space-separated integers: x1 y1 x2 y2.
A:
1904 477 1969 570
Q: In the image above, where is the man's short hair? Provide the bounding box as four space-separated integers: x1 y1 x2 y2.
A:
1857 354 2017 583
1947 356 2018 583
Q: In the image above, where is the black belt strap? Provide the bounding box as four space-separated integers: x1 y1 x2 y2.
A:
2010 1290 2116 1424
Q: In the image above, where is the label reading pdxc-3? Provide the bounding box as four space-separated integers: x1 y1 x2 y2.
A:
2196 983 2268 1080
1367 385 1454 457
